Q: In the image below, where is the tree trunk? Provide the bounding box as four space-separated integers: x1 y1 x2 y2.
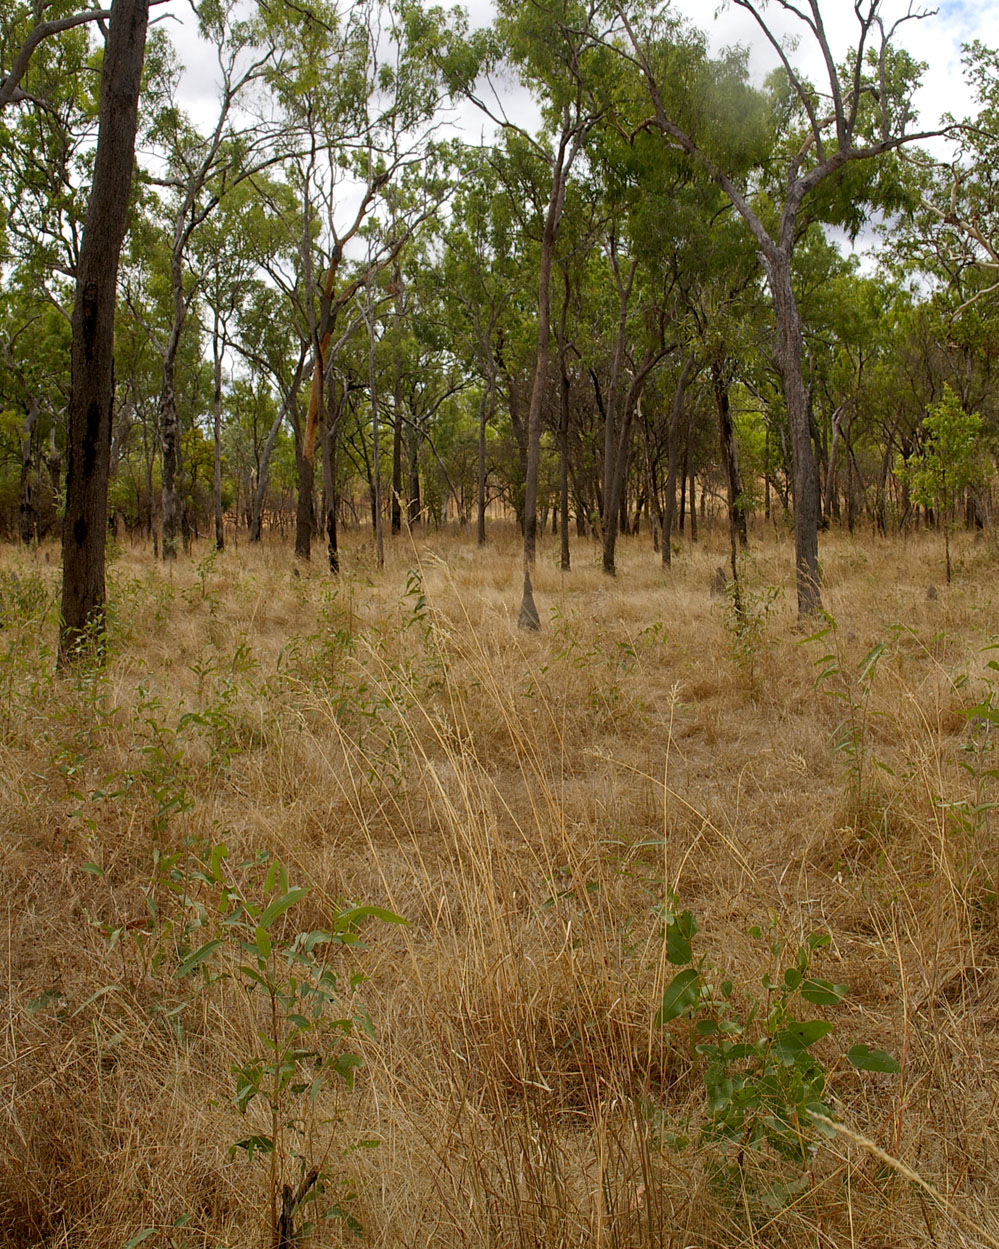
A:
212 313 225 551
366 284 384 569
714 361 748 550
19 397 40 545
59 0 148 660
519 122 578 630
322 383 346 575
294 436 314 560
477 383 489 546
662 353 696 567
160 357 181 558
391 272 403 536
407 419 421 526
764 247 821 616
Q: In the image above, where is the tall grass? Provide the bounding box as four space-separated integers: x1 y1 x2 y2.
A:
2 522 999 1248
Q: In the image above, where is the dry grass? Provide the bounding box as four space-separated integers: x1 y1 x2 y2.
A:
2 519 999 1248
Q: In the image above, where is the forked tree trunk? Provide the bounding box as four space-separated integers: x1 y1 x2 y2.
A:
59 0 149 660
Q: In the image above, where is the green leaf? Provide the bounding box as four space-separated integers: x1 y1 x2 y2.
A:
258 887 309 930
655 968 700 1026
123 1230 157 1249
230 1134 274 1160
335 903 408 929
81 861 106 878
777 1020 833 1050
176 939 224 978
254 925 272 959
666 908 696 965
333 1052 364 1090
238 965 273 993
800 978 847 1005
846 1044 900 1073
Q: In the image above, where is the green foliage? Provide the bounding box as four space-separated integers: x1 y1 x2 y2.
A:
722 577 783 693
897 386 986 515
113 841 407 1247
807 614 887 822
655 901 898 1209
897 386 988 581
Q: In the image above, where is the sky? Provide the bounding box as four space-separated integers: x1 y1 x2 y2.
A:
164 0 999 148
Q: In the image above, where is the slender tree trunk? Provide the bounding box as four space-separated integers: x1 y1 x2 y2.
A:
714 361 748 550
764 247 821 615
688 465 697 543
322 382 346 574
662 353 696 567
59 0 148 659
823 404 845 525
366 284 384 569
519 122 579 629
558 365 571 572
294 433 314 560
212 313 224 551
477 384 489 546
391 269 403 536
19 398 40 545
160 353 181 558
407 420 420 526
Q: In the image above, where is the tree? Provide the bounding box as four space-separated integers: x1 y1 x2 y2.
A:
483 0 610 628
0 0 111 110
618 0 942 616
59 0 148 659
897 385 986 584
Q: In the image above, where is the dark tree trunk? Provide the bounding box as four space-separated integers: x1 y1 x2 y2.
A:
714 361 748 550
322 385 345 575
662 353 696 567
59 0 148 660
19 398 40 545
294 439 314 560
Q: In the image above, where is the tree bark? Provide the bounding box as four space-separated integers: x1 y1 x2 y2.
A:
714 360 748 550
765 247 821 615
19 398 41 545
212 312 225 551
59 0 148 660
662 353 696 567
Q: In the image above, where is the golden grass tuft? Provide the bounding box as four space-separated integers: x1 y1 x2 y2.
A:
3 521 999 1247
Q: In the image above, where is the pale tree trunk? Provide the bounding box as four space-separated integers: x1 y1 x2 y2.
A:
366 283 384 569
212 311 224 551
159 245 186 558
60 0 148 660
823 404 845 524
765 246 821 615
407 420 420 526
519 120 581 630
391 267 404 536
